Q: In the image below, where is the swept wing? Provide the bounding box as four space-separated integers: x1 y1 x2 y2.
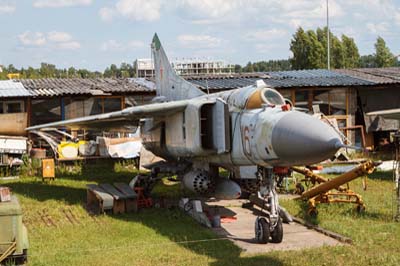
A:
26 100 189 131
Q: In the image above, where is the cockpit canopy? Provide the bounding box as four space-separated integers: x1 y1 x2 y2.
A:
246 87 285 109
260 88 285 106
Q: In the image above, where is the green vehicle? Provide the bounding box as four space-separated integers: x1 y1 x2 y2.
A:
0 196 29 265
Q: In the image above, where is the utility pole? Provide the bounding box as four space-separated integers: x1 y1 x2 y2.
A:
327 0 330 70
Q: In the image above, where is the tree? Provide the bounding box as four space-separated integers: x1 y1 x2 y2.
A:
244 62 254 72
374 37 395 67
342 35 360 68
68 67 77 78
234 64 242 73
330 34 345 69
39 63 56 78
290 27 309 69
305 30 325 69
290 27 361 70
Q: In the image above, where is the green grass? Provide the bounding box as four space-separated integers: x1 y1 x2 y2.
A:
1 161 399 266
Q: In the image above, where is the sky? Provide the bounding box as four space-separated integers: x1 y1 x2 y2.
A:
0 0 399 71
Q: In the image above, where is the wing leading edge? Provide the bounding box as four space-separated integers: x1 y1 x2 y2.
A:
26 100 189 131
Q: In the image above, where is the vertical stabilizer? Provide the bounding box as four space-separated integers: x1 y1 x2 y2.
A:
151 33 205 101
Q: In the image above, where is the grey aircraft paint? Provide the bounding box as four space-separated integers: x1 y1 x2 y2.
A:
27 34 344 201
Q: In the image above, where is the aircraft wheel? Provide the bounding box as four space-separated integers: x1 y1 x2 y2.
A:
255 217 270 244
270 218 283 243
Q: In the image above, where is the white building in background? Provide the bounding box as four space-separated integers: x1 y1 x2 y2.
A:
135 58 234 78
134 59 155 78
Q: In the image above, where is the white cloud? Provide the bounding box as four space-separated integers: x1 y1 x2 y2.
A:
395 9 400 26
100 0 161 22
180 0 236 17
99 7 114 22
18 31 46 46
177 34 222 49
366 22 389 34
47 31 73 43
101 40 123 51
57 41 81 50
0 1 15 14
33 0 92 8
255 43 282 54
100 39 145 51
18 31 80 50
128 40 145 49
245 29 288 41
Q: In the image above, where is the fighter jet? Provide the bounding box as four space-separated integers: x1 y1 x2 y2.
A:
27 34 344 244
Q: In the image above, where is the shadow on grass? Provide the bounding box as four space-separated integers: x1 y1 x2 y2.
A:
55 160 136 184
367 170 394 181
6 160 284 266
115 209 283 266
5 179 283 265
2 181 86 205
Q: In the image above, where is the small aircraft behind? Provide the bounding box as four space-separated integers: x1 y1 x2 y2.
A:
28 34 345 244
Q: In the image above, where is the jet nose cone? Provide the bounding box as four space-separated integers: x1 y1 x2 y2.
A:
271 112 342 166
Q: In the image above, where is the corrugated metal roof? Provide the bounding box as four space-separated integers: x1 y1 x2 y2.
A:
268 69 344 79
20 78 152 97
334 68 400 84
186 69 374 90
0 80 32 97
0 67 396 99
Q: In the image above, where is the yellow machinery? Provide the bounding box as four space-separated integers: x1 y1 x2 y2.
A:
6 73 20 79
292 160 377 216
42 158 55 181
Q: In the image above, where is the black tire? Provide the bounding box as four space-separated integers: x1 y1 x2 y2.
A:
255 218 270 244
271 218 283 243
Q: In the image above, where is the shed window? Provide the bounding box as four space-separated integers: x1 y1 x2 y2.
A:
31 99 61 125
65 96 123 119
7 102 22 113
295 91 309 112
313 89 346 116
0 101 24 114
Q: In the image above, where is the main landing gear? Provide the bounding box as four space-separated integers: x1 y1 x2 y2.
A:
254 167 284 244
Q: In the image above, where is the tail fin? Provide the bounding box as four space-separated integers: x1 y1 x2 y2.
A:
151 33 205 101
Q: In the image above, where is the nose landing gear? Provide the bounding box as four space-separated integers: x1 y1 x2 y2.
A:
253 166 284 244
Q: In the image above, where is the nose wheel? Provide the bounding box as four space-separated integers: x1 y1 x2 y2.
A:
255 217 283 244
253 166 284 244
255 217 270 244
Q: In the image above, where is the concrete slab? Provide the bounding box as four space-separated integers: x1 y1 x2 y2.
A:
205 200 342 254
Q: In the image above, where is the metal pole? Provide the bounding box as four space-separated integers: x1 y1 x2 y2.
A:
327 0 330 70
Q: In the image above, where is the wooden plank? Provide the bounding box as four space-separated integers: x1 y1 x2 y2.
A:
86 184 113 209
99 183 127 200
113 183 137 198
113 183 138 213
